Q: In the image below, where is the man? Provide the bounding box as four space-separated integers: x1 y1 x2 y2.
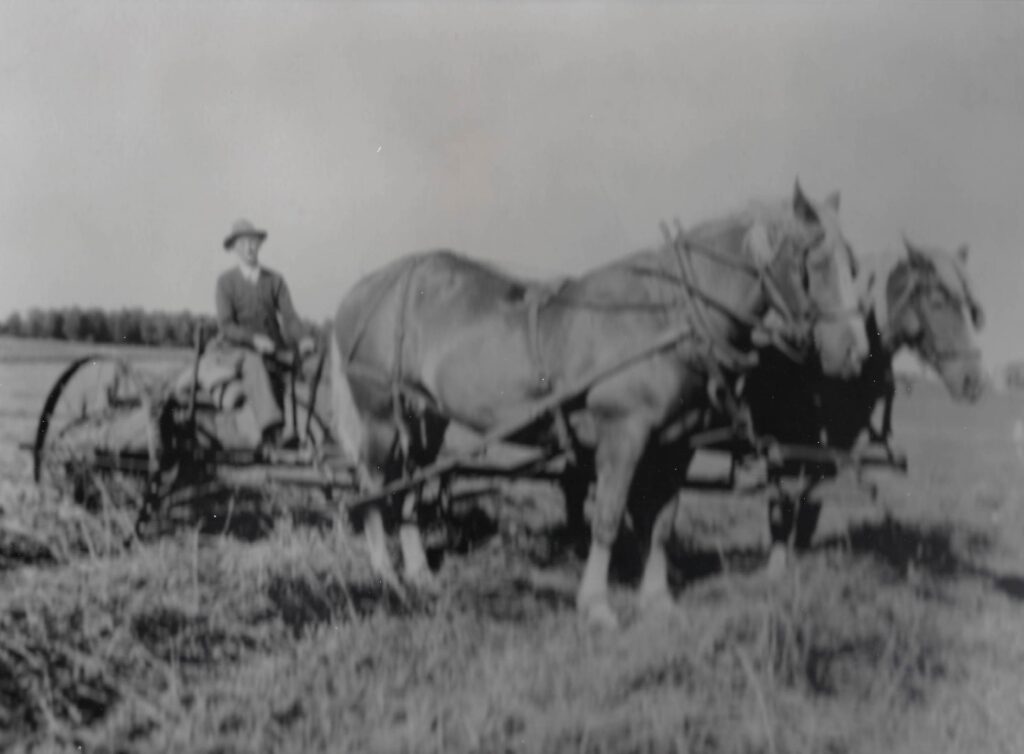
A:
214 218 315 446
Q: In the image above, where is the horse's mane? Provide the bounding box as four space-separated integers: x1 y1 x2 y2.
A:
857 249 906 333
861 243 984 334
686 198 800 246
397 249 533 285
581 199 803 287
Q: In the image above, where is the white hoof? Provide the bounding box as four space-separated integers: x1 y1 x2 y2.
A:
579 598 620 630
765 544 788 581
639 589 675 616
405 567 441 597
377 571 409 605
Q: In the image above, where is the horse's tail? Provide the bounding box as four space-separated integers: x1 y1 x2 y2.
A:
329 328 366 471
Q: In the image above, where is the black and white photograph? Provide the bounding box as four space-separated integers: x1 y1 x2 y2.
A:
1 2 1022 751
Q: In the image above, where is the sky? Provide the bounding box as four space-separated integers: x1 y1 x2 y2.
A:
2 1 1022 367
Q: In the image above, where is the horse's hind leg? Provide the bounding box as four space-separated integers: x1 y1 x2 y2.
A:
364 504 407 602
399 490 438 592
398 412 448 591
577 417 649 629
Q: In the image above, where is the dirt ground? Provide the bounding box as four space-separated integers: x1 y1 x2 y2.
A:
2 337 1023 753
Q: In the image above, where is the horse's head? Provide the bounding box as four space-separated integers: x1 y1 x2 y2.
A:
869 238 985 402
750 182 869 378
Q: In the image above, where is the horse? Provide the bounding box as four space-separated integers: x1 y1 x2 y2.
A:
330 183 869 627
734 237 986 575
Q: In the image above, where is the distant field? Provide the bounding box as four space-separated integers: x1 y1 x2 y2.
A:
0 335 193 363
1 341 1024 753
0 337 192 449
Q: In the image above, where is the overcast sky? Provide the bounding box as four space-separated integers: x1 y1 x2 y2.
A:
2 1 1022 365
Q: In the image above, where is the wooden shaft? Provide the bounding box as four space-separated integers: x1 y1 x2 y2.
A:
344 317 703 517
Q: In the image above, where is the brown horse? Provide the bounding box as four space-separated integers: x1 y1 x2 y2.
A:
330 183 868 627
729 238 986 578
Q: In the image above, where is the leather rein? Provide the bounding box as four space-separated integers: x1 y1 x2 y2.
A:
536 222 834 369
659 221 813 368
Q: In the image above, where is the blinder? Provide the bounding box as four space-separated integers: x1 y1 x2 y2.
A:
663 208 865 368
888 264 982 365
753 223 861 362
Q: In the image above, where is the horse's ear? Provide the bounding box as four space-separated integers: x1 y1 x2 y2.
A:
953 244 983 328
902 235 927 266
793 180 819 225
824 191 841 212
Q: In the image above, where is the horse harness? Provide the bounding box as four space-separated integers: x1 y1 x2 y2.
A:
659 220 824 446
342 224 853 482
523 280 570 392
517 221 835 456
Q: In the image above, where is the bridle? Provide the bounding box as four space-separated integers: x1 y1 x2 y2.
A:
661 219 854 369
884 265 982 366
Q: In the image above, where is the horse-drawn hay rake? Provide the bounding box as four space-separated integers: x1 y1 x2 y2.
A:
24 190 987 632
28 335 351 523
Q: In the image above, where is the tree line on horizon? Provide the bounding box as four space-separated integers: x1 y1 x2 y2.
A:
0 307 324 348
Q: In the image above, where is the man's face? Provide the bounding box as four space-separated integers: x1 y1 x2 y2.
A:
232 235 263 267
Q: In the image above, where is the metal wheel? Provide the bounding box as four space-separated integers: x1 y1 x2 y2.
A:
33 356 159 510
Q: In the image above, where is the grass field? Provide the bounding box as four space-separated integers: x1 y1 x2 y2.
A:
2 337 1024 753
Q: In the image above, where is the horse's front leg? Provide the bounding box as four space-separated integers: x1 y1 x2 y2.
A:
577 417 650 629
765 476 823 579
636 448 695 613
364 505 407 602
639 497 678 613
399 488 439 594
793 488 824 552
765 491 793 579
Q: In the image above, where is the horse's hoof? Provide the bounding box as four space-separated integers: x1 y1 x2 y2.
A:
579 599 620 630
765 545 788 581
639 589 675 616
552 526 590 560
376 572 410 605
405 569 442 597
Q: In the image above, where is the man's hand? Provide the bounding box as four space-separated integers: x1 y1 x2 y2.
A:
252 333 276 354
298 335 316 356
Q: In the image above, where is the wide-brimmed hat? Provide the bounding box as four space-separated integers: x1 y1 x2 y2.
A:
223 219 268 250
